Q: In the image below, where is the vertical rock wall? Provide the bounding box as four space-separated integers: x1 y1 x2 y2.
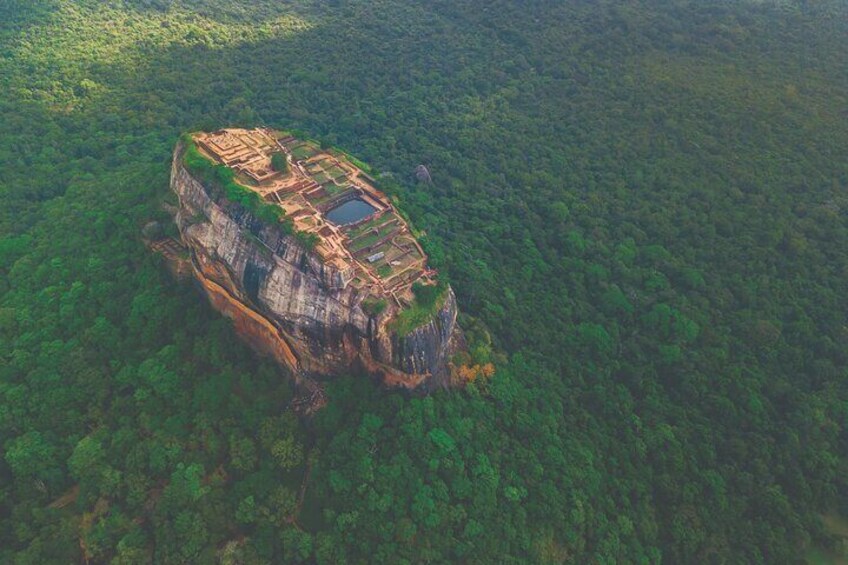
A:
171 143 460 391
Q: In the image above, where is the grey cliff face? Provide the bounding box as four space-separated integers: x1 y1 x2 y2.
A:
170 143 459 390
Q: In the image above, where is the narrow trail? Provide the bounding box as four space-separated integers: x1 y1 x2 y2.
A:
286 457 314 531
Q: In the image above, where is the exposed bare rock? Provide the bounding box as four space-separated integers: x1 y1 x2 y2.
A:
415 164 432 183
142 220 163 240
170 142 461 391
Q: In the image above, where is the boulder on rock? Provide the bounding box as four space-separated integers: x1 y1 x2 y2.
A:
142 221 163 240
414 164 432 183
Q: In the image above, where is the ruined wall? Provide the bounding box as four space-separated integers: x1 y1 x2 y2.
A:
171 143 460 390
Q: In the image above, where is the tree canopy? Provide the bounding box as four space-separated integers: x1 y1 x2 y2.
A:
1 0 848 562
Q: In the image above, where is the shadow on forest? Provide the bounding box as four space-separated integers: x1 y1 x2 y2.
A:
0 1 60 32
3 2 848 563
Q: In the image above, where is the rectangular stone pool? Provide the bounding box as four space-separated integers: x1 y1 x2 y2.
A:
325 198 377 226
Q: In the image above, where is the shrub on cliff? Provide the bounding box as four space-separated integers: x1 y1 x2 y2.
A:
412 281 443 308
391 281 449 335
361 298 388 316
293 230 319 250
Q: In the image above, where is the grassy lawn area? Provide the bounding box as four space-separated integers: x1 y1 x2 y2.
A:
324 182 346 196
351 226 398 253
350 231 383 252
292 143 319 160
326 165 346 178
235 172 259 187
346 214 395 239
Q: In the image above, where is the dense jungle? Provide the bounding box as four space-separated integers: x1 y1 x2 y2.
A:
1 0 848 563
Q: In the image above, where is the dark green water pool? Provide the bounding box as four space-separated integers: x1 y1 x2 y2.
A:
326 198 376 225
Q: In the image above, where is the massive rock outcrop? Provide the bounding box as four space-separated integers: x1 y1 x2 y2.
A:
170 138 461 391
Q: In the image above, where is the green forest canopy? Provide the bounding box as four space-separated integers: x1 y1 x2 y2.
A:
1 0 847 563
